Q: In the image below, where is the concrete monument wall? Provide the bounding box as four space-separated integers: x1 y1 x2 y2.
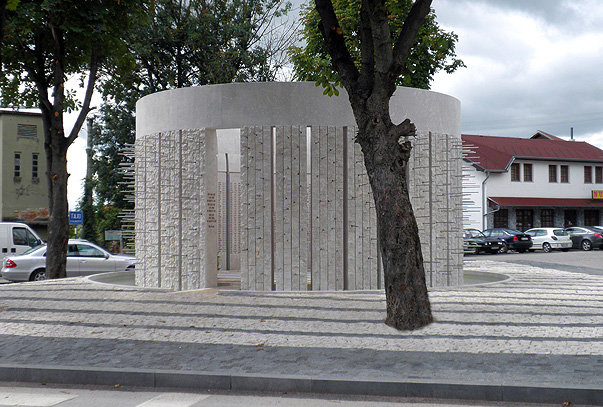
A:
135 82 462 290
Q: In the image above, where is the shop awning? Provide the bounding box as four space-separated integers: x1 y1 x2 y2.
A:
488 197 603 208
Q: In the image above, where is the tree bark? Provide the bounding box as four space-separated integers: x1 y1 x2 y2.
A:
46 143 69 279
356 109 433 330
314 0 434 330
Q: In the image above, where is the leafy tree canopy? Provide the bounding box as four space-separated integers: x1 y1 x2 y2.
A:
288 0 464 94
1 0 143 110
85 0 293 244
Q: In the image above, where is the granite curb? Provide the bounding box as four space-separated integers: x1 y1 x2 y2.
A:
0 364 600 405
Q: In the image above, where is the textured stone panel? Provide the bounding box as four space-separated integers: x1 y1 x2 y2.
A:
135 128 216 290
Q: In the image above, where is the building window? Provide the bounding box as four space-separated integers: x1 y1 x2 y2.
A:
17 124 37 138
32 153 39 180
493 209 508 228
564 209 577 227
549 165 557 182
540 209 554 227
584 166 593 183
515 209 533 231
596 166 602 184
560 165 569 183
584 210 599 226
14 152 21 180
510 163 520 182
523 163 533 182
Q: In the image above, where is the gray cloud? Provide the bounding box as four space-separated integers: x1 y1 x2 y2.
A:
432 0 603 145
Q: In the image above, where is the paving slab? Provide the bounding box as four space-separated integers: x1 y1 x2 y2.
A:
0 260 601 404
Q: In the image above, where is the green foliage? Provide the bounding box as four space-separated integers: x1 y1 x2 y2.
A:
5 0 20 11
1 0 145 108
90 0 291 214
288 0 464 90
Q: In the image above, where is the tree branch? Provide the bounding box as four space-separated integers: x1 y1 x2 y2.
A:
390 0 432 83
366 0 393 75
314 0 359 92
357 0 374 95
31 33 53 116
67 49 98 147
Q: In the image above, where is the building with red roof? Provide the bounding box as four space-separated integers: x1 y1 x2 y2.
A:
462 132 603 232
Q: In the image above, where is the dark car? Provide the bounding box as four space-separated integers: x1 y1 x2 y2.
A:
463 228 502 254
482 228 533 253
564 226 603 251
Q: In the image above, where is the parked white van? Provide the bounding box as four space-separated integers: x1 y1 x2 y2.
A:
0 222 44 258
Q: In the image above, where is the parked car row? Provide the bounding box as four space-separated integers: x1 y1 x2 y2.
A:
1 239 135 282
464 226 603 254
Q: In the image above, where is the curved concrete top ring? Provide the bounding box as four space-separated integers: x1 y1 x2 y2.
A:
136 81 460 137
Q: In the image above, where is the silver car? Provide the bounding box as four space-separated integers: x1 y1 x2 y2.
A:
1 239 135 282
524 228 572 253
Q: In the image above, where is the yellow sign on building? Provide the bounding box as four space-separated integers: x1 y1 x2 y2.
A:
593 190 603 199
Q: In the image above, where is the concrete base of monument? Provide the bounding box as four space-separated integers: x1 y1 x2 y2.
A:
86 269 509 290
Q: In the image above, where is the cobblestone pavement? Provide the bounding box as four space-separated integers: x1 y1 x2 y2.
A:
0 260 601 388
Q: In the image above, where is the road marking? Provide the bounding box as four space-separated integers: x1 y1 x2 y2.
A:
136 393 210 407
0 391 76 406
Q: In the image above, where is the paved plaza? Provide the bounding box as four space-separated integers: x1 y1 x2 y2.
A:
0 260 601 404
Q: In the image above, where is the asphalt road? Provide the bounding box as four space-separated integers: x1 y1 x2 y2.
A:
465 247 603 275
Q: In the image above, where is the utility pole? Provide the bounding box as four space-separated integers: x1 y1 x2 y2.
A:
81 117 95 242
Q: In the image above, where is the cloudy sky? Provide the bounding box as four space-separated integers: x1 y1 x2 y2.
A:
67 0 603 207
429 0 603 146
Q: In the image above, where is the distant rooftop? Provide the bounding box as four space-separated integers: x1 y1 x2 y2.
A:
0 108 42 118
462 132 603 172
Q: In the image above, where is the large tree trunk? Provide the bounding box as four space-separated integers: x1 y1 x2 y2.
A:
356 103 433 330
314 0 435 330
45 137 69 280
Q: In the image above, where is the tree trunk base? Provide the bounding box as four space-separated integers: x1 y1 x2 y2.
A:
384 287 433 330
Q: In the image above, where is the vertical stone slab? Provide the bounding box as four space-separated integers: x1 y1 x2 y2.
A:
354 141 365 289
146 133 160 287
368 177 378 289
283 126 293 290
310 126 320 290
134 138 146 287
335 127 344 290
204 128 218 289
456 135 463 285
160 131 175 289
326 126 337 290
274 126 285 291
431 132 443 286
291 126 301 290
318 126 328 291
247 127 257 289
240 127 249 290
345 127 356 290
262 126 272 291
298 126 308 291
361 152 372 289
181 130 199 290
253 126 264 290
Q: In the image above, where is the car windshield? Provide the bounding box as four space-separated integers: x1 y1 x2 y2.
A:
553 229 568 236
502 228 522 235
464 230 484 238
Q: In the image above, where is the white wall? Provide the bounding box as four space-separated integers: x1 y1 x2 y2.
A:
486 159 603 199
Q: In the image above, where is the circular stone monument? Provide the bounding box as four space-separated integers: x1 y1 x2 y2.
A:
135 82 461 291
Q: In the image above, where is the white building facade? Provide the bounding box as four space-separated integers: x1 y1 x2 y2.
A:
463 132 603 231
